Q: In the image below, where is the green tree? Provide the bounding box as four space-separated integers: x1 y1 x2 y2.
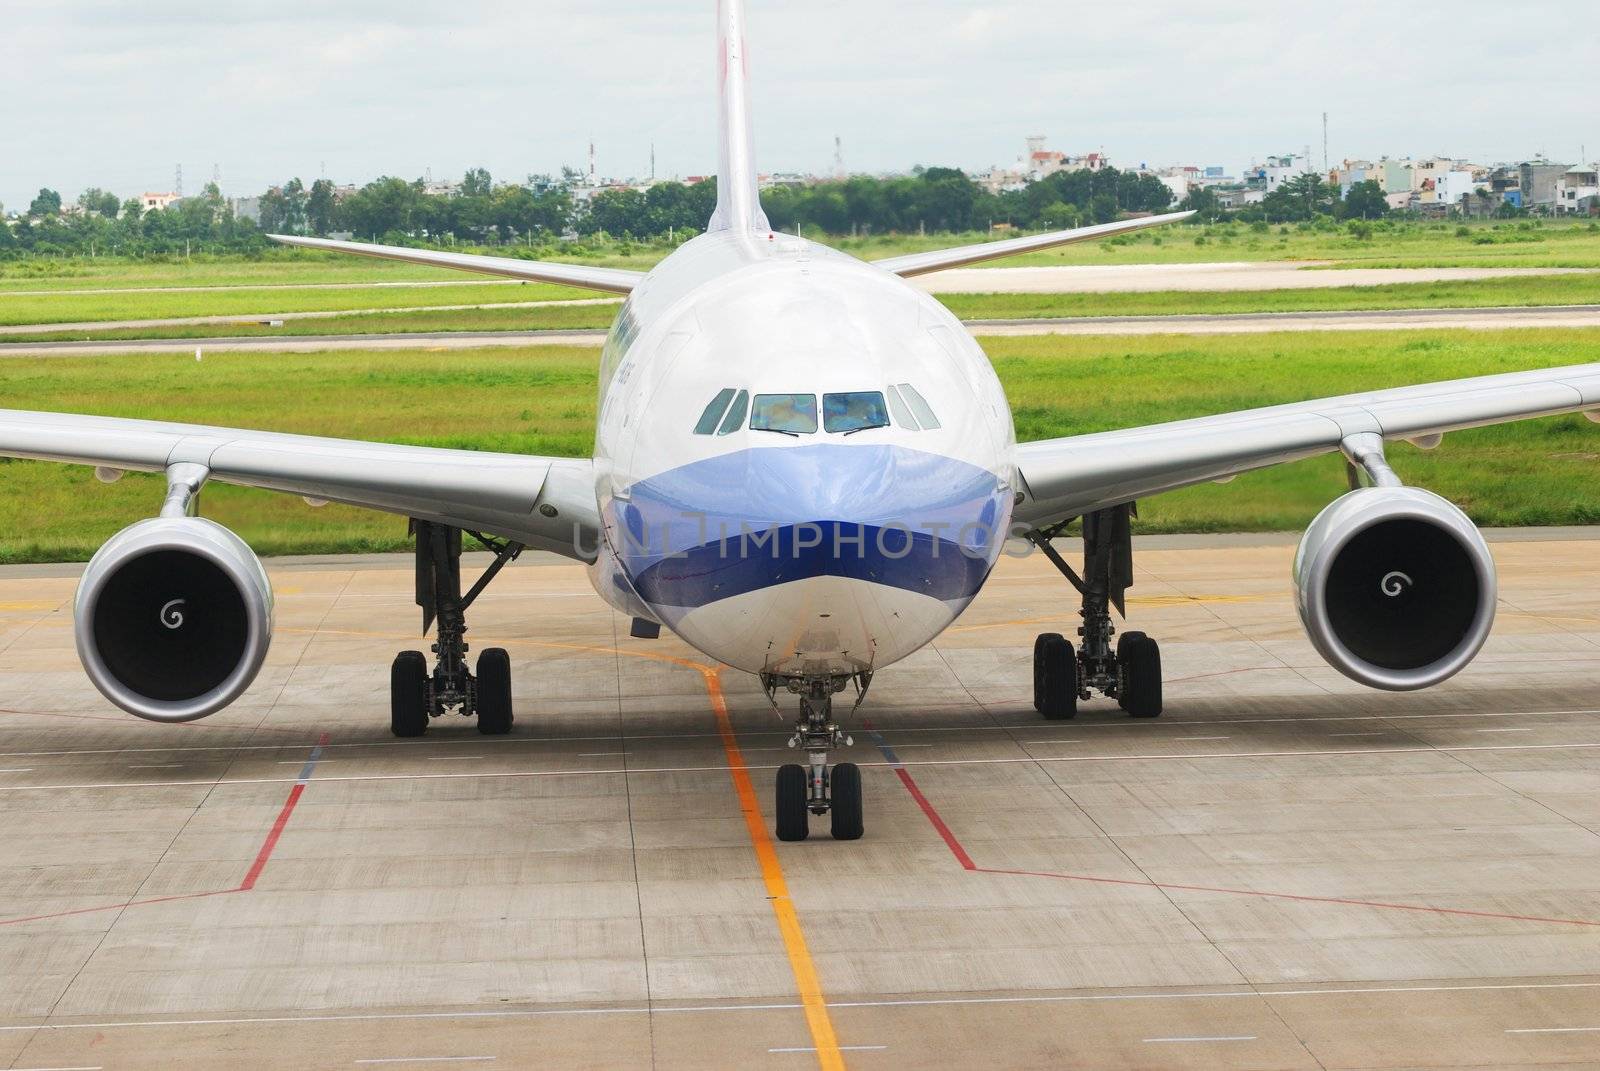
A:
77 188 120 218
1340 179 1389 220
1178 185 1222 222
306 179 336 235
27 188 62 217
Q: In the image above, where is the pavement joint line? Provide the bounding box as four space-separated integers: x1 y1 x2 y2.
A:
862 723 1600 929
0 732 327 926
5 982 1600 1033
9 738 1600 793
3 704 1589 760
1505 1026 1600 1033
1142 1036 1256 1043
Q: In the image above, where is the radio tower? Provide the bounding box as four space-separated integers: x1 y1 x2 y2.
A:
175 164 184 198
211 162 222 193
588 140 597 186
833 135 845 179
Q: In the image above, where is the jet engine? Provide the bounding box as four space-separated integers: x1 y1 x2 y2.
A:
1294 486 1495 690
74 517 273 722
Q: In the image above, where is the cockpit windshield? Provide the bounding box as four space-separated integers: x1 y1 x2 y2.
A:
822 392 890 434
750 393 818 435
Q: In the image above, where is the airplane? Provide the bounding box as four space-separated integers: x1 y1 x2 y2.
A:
4 0 1597 844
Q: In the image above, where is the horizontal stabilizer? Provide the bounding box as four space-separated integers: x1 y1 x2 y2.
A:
873 210 1196 278
267 234 644 295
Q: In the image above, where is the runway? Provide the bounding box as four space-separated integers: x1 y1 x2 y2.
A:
2 532 1599 1068
910 261 1597 294
7 303 1600 358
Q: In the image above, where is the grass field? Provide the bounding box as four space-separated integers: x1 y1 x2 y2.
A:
5 274 1599 343
2 328 1600 561
0 280 590 326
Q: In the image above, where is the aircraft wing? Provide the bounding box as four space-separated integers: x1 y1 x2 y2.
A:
1013 361 1600 529
0 409 600 560
267 235 644 296
873 211 1195 278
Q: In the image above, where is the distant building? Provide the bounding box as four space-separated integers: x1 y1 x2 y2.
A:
231 196 262 224
1216 187 1266 209
1021 137 1108 182
141 191 181 212
1557 164 1599 214
1246 154 1310 194
1385 191 1415 211
1519 161 1571 211
1434 169 1485 210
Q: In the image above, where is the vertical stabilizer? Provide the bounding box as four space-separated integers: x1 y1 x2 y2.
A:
708 0 771 233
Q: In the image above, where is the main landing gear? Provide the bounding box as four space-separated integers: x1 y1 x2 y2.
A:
767 674 867 842
390 520 525 738
1028 504 1163 720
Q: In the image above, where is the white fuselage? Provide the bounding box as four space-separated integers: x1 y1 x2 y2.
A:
586 230 1017 680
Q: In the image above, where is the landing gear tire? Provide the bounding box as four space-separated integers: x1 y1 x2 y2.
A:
829 762 864 841
1115 632 1146 712
1039 635 1078 720
476 647 513 735
1032 632 1063 712
1120 634 1163 718
390 650 429 738
776 763 809 842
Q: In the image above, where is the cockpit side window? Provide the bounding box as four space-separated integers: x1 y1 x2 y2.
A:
896 383 942 430
884 384 919 430
717 390 749 435
694 388 737 435
823 392 890 434
750 393 818 435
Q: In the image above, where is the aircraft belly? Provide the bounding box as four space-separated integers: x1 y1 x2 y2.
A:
670 576 958 675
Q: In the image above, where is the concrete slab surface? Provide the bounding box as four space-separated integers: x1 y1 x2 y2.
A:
1 537 1599 1068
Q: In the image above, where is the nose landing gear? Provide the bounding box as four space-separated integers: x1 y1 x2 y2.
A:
1028 504 1164 719
770 675 865 841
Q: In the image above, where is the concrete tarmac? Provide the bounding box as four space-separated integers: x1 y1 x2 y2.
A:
2 533 1600 1067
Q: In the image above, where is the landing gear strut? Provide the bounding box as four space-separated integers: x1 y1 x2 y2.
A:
390 520 524 737
1027 504 1163 719
767 674 866 841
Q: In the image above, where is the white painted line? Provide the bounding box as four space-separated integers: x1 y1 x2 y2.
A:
579 752 627 757
425 755 485 761
355 1059 496 1066
0 767 33 773
1143 1035 1255 1043
11 1066 103 1070
1477 727 1537 733
769 1047 887 1054
5 981 1598 1033
1025 740 1083 746
1328 732 1388 737
1505 1026 1600 1034
129 763 185 769
1181 736 1231 741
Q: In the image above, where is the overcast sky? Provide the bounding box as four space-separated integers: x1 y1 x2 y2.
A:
3 0 1596 210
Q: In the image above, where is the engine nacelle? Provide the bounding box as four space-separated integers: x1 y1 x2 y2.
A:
74 518 273 722
1294 486 1495 691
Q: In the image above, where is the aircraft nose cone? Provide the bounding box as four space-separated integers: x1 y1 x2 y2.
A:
615 443 1012 614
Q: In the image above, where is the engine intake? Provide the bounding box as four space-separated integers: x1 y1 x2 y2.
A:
1294 486 1495 690
75 518 273 722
